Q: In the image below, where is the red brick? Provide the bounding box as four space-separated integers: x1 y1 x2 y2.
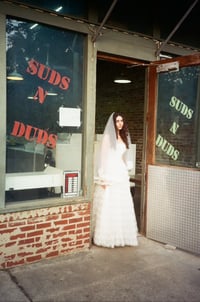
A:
35 236 44 242
18 252 33 257
46 214 59 221
18 238 34 245
63 224 75 230
77 222 89 228
69 217 82 224
53 232 66 238
6 259 25 268
0 228 16 234
27 230 43 237
46 250 59 258
68 229 82 235
26 254 42 263
69 240 82 247
61 213 75 219
0 223 7 229
8 221 26 227
5 241 17 247
61 237 73 242
79 210 90 216
36 222 51 229
84 215 90 221
46 239 59 246
0 262 6 269
77 233 89 239
32 242 43 248
54 219 68 226
20 225 35 232
36 247 50 254
83 227 90 233
5 254 15 260
84 238 90 244
60 247 74 254
27 217 45 224
10 233 26 240
46 227 59 233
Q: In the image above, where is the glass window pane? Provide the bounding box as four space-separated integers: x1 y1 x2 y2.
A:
155 65 200 168
6 17 85 202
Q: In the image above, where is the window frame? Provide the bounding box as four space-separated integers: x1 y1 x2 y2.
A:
0 4 95 211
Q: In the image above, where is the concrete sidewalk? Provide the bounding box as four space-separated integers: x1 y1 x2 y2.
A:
0 235 200 302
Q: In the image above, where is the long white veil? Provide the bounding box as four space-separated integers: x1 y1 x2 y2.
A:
94 112 133 185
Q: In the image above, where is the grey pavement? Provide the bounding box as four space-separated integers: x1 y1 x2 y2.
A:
0 235 200 302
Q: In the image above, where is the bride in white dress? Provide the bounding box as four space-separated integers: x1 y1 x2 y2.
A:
92 112 138 248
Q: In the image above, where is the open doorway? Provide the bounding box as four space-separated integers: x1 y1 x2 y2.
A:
95 55 146 231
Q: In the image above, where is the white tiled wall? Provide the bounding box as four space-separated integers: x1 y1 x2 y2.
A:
146 165 200 254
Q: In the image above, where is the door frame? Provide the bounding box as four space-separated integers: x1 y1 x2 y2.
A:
144 52 200 235
96 52 148 232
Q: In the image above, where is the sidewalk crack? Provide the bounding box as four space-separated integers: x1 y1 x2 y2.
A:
7 269 33 302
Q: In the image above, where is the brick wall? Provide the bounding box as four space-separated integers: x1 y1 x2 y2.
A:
0 202 90 269
96 60 145 174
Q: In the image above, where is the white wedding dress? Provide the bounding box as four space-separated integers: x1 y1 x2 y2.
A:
92 139 138 248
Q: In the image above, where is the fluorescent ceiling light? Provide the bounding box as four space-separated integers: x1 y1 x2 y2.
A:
55 6 63 12
159 53 172 59
27 96 38 100
30 23 38 30
7 71 24 81
114 72 132 84
27 91 58 99
47 91 58 96
30 7 62 30
114 78 131 84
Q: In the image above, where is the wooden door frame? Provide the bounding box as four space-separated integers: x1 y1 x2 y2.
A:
143 52 200 234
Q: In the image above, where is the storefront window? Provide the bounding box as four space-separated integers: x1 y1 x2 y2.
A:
6 17 85 202
155 65 200 168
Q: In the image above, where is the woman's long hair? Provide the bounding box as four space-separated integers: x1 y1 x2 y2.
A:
113 112 129 148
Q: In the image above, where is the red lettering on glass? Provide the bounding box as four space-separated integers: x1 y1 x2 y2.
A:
37 64 51 81
34 86 48 104
46 134 57 148
26 59 39 75
24 124 38 141
26 59 71 90
10 121 25 137
10 121 57 149
37 129 49 144
59 76 70 90
48 70 61 86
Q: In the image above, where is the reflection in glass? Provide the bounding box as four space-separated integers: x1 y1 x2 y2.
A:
155 66 200 168
6 17 85 201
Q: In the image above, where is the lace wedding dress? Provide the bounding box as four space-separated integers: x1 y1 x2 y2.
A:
92 113 138 248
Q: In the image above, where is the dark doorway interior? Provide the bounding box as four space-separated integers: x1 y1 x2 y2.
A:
95 58 146 230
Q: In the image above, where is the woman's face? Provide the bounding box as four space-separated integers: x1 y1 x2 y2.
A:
115 115 124 130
